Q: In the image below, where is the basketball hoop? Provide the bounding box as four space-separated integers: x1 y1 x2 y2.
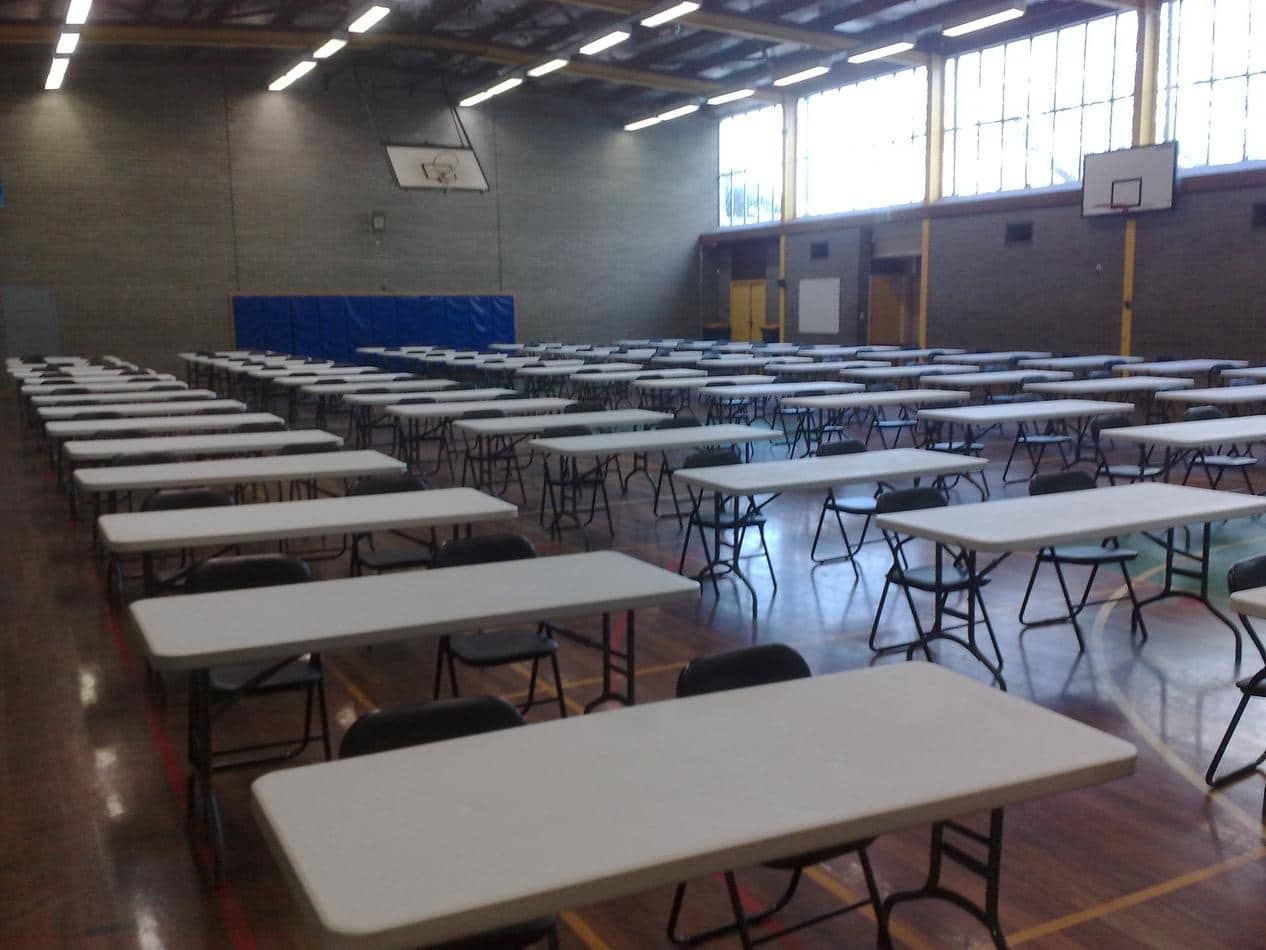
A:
420 151 459 185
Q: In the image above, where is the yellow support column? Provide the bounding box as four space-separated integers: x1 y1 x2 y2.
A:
919 55 945 349
778 97 797 343
1122 0 1160 356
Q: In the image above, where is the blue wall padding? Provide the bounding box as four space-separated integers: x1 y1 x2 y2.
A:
232 294 515 358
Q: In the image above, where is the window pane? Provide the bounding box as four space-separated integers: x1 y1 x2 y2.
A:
1003 39 1031 118
1084 16 1116 103
1208 76 1249 163
1053 109 1083 183
1249 73 1266 159
1083 101 1112 157
718 105 783 227
977 122 1003 193
1030 32 1058 113
1115 12 1139 98
1176 79 1211 166
1001 118 1028 190
1212 0 1250 78
979 46 1005 122
1111 96 1135 149
1028 112 1055 187
1056 23 1087 109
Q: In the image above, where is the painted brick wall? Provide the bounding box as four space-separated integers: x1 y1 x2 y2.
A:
0 59 718 371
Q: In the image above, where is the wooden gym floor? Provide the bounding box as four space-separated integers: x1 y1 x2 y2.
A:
3 399 1266 949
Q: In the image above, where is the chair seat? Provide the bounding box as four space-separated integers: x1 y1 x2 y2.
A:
888 564 989 593
765 836 876 871
825 494 877 515
210 658 322 693
357 547 432 571
1104 464 1162 480
450 628 558 665
1040 545 1139 565
876 418 916 429
1199 455 1256 468
692 511 767 530
931 441 984 453
1018 433 1071 445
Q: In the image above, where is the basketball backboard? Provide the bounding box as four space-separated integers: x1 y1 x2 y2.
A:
1082 141 1177 217
384 144 490 192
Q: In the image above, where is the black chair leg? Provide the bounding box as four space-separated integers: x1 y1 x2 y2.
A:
549 651 568 719
1205 687 1266 787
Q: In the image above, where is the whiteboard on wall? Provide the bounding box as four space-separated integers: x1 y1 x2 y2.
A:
798 278 841 334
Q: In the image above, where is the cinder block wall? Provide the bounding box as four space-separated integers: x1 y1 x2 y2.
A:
0 59 718 371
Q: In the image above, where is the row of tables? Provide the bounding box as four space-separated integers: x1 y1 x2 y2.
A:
18 345 1266 948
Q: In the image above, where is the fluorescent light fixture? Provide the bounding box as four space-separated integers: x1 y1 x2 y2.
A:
943 4 1025 37
65 0 92 25
527 58 568 77
45 57 69 90
624 116 661 132
313 38 347 59
657 103 699 121
268 60 316 92
578 31 630 55
773 65 829 87
640 1 699 27
847 41 915 64
56 32 79 55
706 88 754 105
348 5 390 33
459 76 523 107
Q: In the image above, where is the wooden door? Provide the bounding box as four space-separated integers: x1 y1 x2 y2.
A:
729 280 766 343
868 273 910 345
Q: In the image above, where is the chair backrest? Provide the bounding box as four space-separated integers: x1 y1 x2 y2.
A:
278 441 339 455
150 384 187 392
874 486 946 515
540 423 591 438
187 553 312 593
867 383 899 392
1085 369 1112 379
656 413 701 430
1228 554 1266 594
681 448 741 469
495 392 527 400
461 408 505 420
1183 405 1223 422
817 439 866 457
676 643 811 698
67 411 123 421
140 488 235 512
348 474 428 496
118 452 178 467
1092 414 1132 439
432 533 536 569
46 387 89 395
566 401 606 414
396 395 438 405
1029 470 1097 496
238 420 286 432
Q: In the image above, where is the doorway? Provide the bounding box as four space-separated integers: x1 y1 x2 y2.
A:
867 258 919 345
729 279 767 343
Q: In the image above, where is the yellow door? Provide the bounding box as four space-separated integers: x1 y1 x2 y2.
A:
729 280 766 342
868 273 910 345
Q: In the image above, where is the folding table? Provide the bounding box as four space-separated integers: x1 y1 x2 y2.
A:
934 351 1052 366
252 663 1134 950
875 483 1266 688
133 550 699 879
388 397 574 473
781 388 969 453
1104 414 1266 481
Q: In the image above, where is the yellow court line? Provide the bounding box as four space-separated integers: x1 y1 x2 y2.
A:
1009 846 1266 944
501 660 688 702
560 910 612 950
325 658 378 713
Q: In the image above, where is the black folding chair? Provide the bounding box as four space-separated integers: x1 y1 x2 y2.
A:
666 644 881 948
810 440 882 577
1205 554 1266 791
347 474 435 575
1179 406 1256 492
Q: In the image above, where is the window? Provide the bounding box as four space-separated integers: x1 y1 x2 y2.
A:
796 67 929 215
943 11 1138 197
1158 0 1266 168
718 105 784 227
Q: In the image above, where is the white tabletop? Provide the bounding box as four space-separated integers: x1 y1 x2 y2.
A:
268 372 401 388
698 381 864 399
22 374 177 390
1155 384 1266 406
698 357 774 370
674 448 988 494
877 482 1266 552
1024 376 1195 396
568 369 706 384
1104 414 1266 449
454 409 671 438
135 550 697 672
12 366 131 378
632 375 776 392
1018 355 1143 371
514 363 605 378
47 412 283 439
1220 367 1266 381
882 347 966 362
761 360 890 374
531 423 782 457
253 663 1134 949
39 399 244 421
30 389 218 407
388 398 574 420
650 353 706 365
1115 359 1248 375
296 380 458 397
841 364 977 381
343 389 517 407
929 370 1075 388
22 381 189 395
803 345 899 359
917 399 1126 427
935 351 1052 365
1229 586 1266 620
74 449 405 495
99 488 514 554
781 388 969 411
64 429 343 462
